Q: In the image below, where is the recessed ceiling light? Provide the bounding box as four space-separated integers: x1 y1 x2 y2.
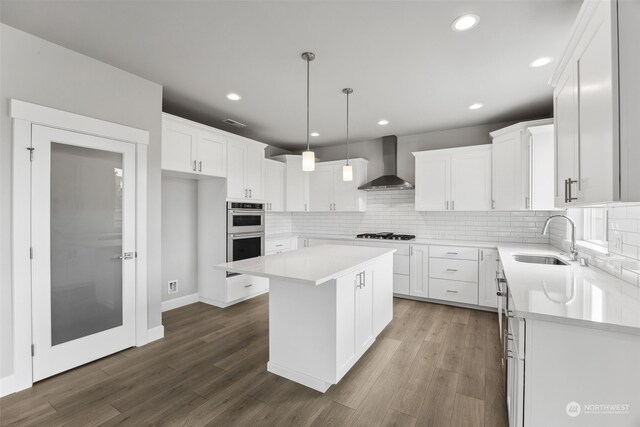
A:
378 120 389 126
451 14 480 32
310 132 320 137
469 103 483 110
226 93 241 101
529 57 554 68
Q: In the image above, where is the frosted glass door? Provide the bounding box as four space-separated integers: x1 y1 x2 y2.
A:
31 125 136 381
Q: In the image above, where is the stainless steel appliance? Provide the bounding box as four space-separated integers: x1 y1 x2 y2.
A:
356 232 416 241
227 202 265 276
227 202 265 234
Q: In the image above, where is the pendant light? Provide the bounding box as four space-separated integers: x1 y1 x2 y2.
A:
342 88 353 181
301 52 316 171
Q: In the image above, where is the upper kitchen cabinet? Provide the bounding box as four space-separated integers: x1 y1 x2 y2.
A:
550 0 640 206
307 159 368 212
226 136 266 201
161 113 227 178
413 145 492 211
490 119 555 211
264 159 285 212
270 155 310 212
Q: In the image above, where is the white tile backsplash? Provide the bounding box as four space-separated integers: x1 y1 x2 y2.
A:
549 204 640 287
267 190 553 244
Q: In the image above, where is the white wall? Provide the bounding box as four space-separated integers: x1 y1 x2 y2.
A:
161 177 198 301
0 24 163 378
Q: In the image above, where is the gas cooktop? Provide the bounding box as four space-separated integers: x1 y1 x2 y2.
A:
356 232 416 241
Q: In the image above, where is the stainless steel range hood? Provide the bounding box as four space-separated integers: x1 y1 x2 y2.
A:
358 135 414 191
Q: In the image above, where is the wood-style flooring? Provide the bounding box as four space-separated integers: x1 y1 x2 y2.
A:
0 295 508 426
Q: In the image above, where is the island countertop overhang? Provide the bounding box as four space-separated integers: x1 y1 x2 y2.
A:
215 244 396 286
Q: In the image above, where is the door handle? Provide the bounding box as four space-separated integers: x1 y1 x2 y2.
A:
451 200 455 210
117 252 135 260
446 290 458 293
445 269 458 272
198 161 202 172
445 200 449 210
192 160 197 171
244 284 253 288
249 189 252 198
245 189 248 198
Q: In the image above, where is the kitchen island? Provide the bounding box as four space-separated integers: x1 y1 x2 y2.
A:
215 244 395 392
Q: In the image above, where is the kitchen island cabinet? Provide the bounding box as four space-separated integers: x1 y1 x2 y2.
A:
215 244 394 392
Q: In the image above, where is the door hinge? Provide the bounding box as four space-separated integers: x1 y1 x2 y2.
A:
27 147 35 161
30 247 33 259
31 344 35 356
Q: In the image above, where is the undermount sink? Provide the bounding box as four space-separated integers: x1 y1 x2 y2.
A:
513 254 569 266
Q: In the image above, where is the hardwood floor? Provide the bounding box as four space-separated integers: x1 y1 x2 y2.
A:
0 296 508 426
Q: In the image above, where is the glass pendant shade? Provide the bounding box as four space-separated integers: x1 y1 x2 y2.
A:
302 150 315 171
343 164 353 181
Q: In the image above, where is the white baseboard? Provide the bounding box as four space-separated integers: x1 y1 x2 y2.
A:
0 374 16 398
147 325 165 343
199 289 269 309
267 362 331 393
161 293 200 312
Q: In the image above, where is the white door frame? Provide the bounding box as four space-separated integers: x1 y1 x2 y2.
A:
9 99 150 393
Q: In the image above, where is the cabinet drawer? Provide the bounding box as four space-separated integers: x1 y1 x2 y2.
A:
393 273 410 295
429 245 478 261
429 258 478 283
353 241 410 255
429 278 478 305
266 238 292 253
227 275 268 302
393 254 410 275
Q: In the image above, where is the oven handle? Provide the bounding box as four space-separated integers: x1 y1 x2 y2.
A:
229 233 265 239
229 210 264 215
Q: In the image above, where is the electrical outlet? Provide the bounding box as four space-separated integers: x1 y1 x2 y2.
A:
168 280 178 294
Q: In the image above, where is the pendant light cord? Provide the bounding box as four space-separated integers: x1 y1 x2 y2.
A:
346 90 350 165
306 57 310 151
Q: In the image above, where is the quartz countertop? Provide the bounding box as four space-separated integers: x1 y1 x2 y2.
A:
497 245 640 335
297 233 505 249
215 244 396 286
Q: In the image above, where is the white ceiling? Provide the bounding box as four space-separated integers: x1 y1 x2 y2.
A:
1 0 581 150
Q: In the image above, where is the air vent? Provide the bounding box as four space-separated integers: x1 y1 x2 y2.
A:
222 118 247 128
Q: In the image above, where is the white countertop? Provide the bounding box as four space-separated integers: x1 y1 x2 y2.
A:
295 233 503 249
215 244 396 286
498 245 640 335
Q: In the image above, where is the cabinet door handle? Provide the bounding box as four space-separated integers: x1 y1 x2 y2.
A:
445 200 449 210
445 269 458 272
446 252 459 255
446 290 458 293
410 246 413 256
244 189 248 198
360 271 365 287
451 200 455 210
304 203 307 211
480 250 484 261
244 284 253 288
492 199 496 209
249 189 252 198
198 161 202 172
525 196 529 209
192 160 197 171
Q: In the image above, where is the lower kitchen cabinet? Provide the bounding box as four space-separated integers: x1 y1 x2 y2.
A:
409 245 429 298
265 236 298 255
479 248 500 308
502 311 640 426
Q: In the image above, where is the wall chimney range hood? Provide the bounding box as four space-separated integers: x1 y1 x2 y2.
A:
358 135 414 191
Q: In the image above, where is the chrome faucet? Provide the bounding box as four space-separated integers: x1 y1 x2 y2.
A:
541 215 578 261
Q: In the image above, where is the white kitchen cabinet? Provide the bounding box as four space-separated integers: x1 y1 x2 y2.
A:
307 159 368 212
354 241 410 296
161 113 227 178
308 164 334 212
270 155 310 212
478 248 499 308
413 145 492 211
226 137 266 201
299 237 353 248
550 0 640 205
490 119 554 211
414 153 450 211
354 267 374 352
409 245 429 298
428 246 479 305
265 236 298 255
264 159 285 212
